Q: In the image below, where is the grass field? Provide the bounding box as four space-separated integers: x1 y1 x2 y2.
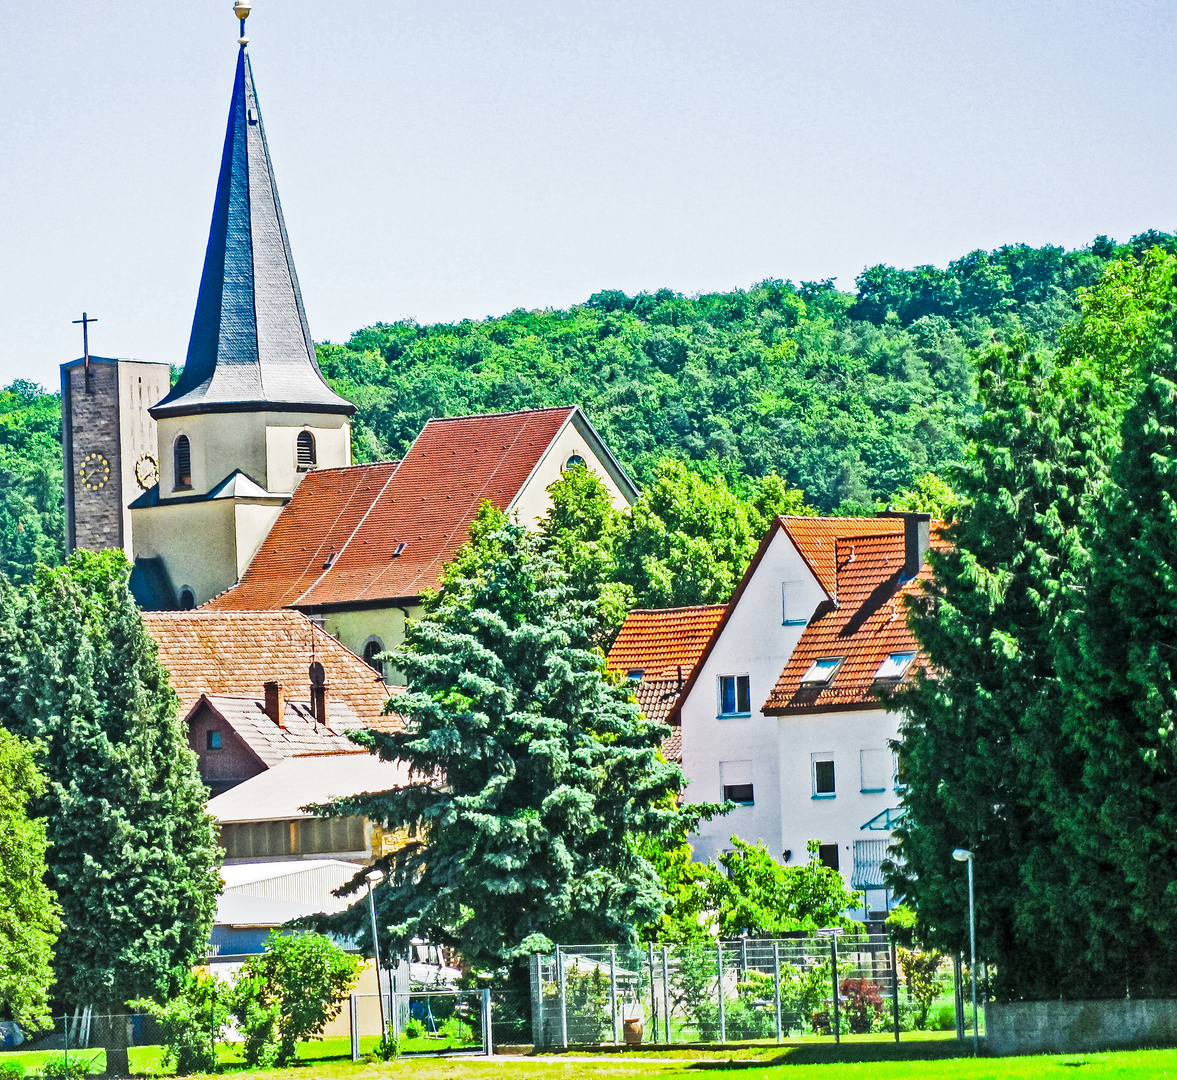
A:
3 1041 1176 1079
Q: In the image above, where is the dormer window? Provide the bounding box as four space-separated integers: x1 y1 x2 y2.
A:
297 430 316 471
874 652 916 681
173 435 192 490
800 657 844 685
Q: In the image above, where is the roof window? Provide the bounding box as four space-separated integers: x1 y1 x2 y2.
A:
393 542 407 558
800 657 844 685
627 668 645 680
875 652 916 681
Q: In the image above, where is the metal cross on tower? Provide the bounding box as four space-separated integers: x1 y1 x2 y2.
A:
72 311 98 393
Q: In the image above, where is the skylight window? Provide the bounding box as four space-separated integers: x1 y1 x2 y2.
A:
800 657 844 685
875 652 916 680
627 669 645 681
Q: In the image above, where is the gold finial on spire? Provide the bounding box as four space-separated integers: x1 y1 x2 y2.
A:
234 0 251 45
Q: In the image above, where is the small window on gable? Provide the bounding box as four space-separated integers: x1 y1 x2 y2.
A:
297 430 317 470
818 843 840 871
875 651 916 680
565 454 585 470
206 730 222 751
718 674 751 716
173 435 192 489
782 580 808 625
801 657 844 685
178 587 196 610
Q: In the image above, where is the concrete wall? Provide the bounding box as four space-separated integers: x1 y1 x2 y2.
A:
987 998 1177 1056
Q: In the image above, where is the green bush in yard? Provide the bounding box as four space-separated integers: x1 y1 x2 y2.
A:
231 932 362 1067
131 971 232 1075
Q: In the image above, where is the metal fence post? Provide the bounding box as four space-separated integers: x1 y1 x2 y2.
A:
953 954 965 1039
531 953 546 1049
350 993 360 1061
773 943 782 1043
889 940 901 1043
558 947 568 1048
648 942 658 1044
830 935 840 1044
662 946 671 1044
483 987 493 1057
716 942 726 1044
609 948 618 1044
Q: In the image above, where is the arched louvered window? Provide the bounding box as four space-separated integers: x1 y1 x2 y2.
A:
363 637 385 675
174 435 192 489
297 430 316 470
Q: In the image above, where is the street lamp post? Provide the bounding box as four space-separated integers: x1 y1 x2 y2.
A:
366 869 388 1045
952 848 978 1053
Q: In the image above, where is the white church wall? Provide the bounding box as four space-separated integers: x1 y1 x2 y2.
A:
132 499 241 605
509 415 634 527
265 420 351 494
323 604 425 685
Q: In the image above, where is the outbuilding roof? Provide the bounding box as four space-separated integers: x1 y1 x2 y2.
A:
143 609 392 729
190 693 361 767
606 606 727 680
207 406 633 611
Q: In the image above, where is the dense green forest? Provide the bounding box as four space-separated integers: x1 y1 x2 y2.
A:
7 233 1174 584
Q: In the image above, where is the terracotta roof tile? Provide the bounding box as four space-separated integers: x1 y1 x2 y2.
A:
143 610 395 732
780 516 905 599
631 676 684 727
206 407 577 610
606 606 727 680
763 524 945 714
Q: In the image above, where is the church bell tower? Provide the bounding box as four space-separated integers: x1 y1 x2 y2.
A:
129 2 355 609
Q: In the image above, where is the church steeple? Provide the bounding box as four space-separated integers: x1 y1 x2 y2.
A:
152 15 353 419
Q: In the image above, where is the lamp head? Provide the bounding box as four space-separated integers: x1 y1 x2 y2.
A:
952 848 973 862
234 1 252 19
365 868 385 886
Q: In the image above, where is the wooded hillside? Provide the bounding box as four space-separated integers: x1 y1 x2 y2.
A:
9 232 1172 582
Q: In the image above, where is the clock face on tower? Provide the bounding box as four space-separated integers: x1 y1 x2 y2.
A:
78 452 111 491
135 453 159 491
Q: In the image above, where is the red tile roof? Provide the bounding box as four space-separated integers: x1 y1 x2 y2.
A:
780 516 905 600
606 606 727 680
763 524 944 715
206 407 578 610
143 610 394 732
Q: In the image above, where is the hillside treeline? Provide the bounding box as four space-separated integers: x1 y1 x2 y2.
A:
4 233 1174 584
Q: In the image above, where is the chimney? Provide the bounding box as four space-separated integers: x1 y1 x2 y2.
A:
880 511 931 581
309 662 327 723
264 681 285 728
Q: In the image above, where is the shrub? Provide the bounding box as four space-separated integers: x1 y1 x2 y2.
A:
840 978 884 1034
896 948 946 1030
38 1054 96 1080
0 1061 23 1080
231 931 363 1067
131 971 232 1075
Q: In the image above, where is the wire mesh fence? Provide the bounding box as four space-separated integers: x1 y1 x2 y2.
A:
530 935 977 1047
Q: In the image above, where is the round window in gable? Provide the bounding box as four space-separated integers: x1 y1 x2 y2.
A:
565 454 585 470
178 586 196 610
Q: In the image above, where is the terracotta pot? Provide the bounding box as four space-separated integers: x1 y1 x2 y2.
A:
623 1017 643 1045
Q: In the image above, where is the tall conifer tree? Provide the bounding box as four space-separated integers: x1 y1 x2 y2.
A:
325 505 699 967
0 551 219 1057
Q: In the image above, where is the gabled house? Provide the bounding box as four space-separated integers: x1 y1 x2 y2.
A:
145 610 404 863
669 512 935 917
203 405 639 676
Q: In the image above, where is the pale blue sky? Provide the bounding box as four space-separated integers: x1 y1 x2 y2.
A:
2 1 1175 386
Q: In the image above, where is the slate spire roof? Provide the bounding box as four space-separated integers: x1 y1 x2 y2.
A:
151 44 353 419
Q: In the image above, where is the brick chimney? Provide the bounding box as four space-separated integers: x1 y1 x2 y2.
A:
264 681 285 728
880 511 931 581
309 662 328 723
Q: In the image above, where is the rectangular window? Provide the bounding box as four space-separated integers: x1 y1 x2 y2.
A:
718 674 751 716
782 581 808 625
860 748 890 793
818 843 840 872
723 783 755 805
720 760 752 806
813 753 836 796
206 730 222 750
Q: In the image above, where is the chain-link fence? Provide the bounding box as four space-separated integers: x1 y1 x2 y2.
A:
530 935 978 1047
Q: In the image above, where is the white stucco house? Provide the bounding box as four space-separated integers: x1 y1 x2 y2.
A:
614 511 936 918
